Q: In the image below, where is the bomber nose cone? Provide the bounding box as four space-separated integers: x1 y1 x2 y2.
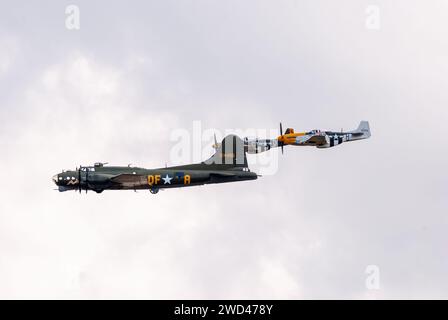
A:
52 174 59 185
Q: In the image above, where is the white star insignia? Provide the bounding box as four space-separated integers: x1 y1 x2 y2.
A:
162 174 173 184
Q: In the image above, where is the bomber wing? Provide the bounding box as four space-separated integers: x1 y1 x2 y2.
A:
110 173 147 188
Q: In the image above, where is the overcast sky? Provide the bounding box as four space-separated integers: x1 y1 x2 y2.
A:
0 0 447 299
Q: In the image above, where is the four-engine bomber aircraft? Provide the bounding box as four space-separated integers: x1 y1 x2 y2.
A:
52 135 257 194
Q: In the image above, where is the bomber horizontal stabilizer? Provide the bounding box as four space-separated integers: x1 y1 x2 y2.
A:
209 172 237 177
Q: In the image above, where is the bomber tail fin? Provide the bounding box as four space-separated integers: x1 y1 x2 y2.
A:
164 135 249 171
204 134 248 169
165 135 248 171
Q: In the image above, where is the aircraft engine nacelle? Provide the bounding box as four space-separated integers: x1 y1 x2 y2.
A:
244 138 278 154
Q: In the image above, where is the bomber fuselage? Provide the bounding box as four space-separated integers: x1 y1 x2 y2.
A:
52 164 257 194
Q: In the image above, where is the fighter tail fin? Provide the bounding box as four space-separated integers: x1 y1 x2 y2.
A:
351 121 371 139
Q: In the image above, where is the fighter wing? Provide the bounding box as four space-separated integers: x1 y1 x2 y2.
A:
305 134 328 145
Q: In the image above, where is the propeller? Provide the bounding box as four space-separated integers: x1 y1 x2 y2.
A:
85 167 88 194
78 166 82 193
279 122 284 154
212 132 219 150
